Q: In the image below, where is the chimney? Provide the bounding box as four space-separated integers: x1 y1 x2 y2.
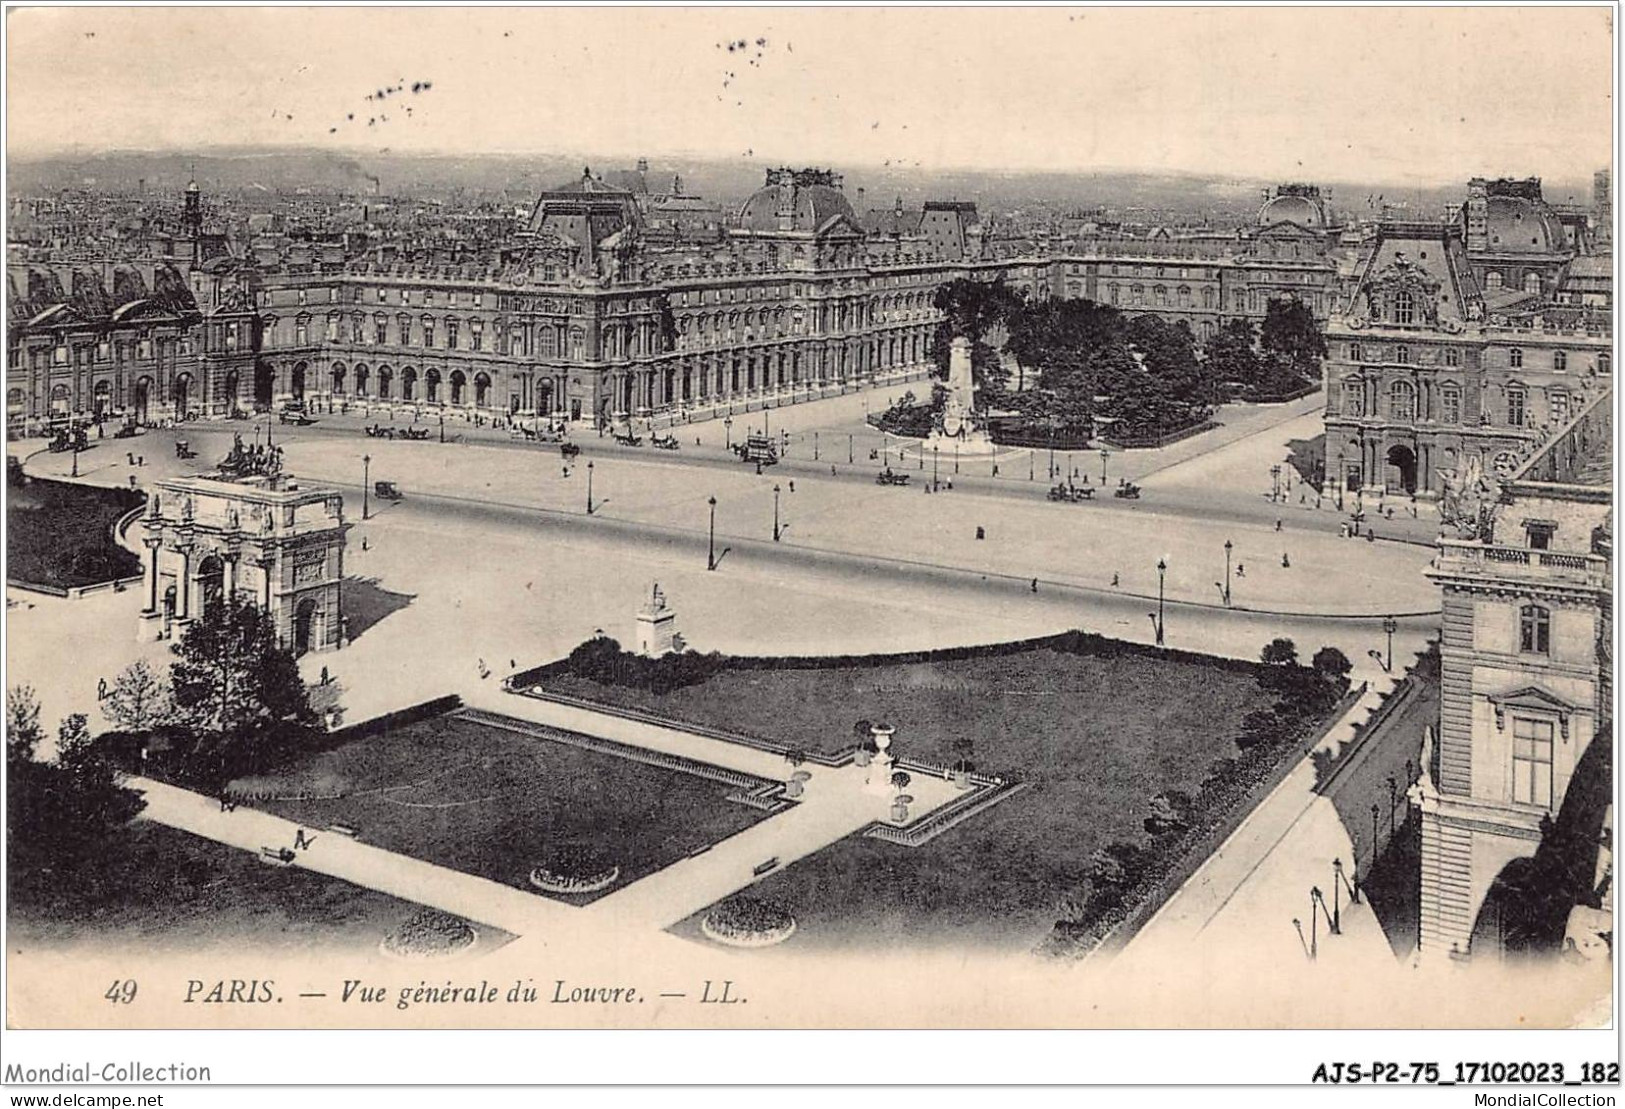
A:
637 157 649 173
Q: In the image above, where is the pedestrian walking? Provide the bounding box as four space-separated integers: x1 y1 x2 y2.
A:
361 536 369 551
1030 578 1038 593
127 451 135 465
1281 553 1291 568
1236 563 1246 577
788 480 795 493
1275 519 1283 532
1111 572 1120 587
831 465 837 477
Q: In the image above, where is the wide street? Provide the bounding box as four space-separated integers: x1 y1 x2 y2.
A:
14 387 1441 731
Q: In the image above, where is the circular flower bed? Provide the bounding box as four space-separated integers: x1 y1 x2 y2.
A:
529 844 620 895
701 896 797 948
380 909 477 959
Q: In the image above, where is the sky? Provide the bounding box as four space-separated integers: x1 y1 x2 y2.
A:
5 6 1614 185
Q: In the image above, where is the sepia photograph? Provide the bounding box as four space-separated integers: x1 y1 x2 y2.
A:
0 1 1617 1090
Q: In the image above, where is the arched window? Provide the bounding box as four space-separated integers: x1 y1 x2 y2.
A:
1154 285 1168 306
1509 347 1524 369
426 368 442 403
1389 380 1416 420
1486 271 1504 289
331 363 346 395
376 365 392 399
1598 353 1610 374
401 367 417 401
449 370 466 406
1393 290 1415 325
1523 272 1541 294
1519 603 1550 655
354 364 370 397
1553 350 1568 372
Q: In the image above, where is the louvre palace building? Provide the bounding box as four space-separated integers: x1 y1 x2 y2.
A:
6 167 1607 449
1322 177 1612 500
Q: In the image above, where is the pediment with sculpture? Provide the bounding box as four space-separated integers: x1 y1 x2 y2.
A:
1353 251 1444 327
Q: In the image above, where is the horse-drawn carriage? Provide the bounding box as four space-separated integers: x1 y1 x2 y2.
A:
1114 481 1142 500
875 468 911 487
175 440 197 460
613 430 643 447
734 433 778 466
279 409 316 426
1047 483 1094 503
651 432 680 451
46 425 88 453
112 421 141 439
560 441 582 461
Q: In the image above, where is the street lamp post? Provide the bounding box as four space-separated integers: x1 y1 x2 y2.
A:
707 496 718 570
439 413 445 443
1155 557 1167 645
814 431 819 460
848 433 854 464
932 446 940 491
1099 448 1110 485
362 453 371 520
954 440 960 475
1370 803 1381 864
1336 449 1346 511
1382 615 1398 672
772 484 781 542
71 434 79 478
1271 464 1281 502
724 416 733 450
586 460 594 515
1387 776 1398 836
1223 539 1234 607
1048 428 1056 481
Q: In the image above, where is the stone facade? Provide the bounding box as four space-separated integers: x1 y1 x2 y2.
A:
1414 389 1611 962
138 471 349 655
9 172 1358 435
1323 189 1611 500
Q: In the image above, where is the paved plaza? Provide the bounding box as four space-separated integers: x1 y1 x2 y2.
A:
8 385 1447 976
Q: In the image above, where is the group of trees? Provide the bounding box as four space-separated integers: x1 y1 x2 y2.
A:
924 281 1330 445
1009 300 1212 442
8 599 320 900
1204 300 1327 400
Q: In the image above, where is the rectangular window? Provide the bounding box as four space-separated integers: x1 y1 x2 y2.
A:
375 321 388 345
423 321 435 348
1441 389 1461 425
1507 389 1527 428
447 322 460 350
1512 717 1555 807
1525 522 1555 550
472 324 483 352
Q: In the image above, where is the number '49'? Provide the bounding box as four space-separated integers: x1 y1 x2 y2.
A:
104 980 138 1005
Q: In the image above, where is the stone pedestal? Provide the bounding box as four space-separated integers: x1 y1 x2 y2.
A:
635 583 678 657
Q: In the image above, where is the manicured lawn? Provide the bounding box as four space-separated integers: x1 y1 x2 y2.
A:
6 821 462 957
546 639 1305 953
245 714 769 902
6 474 143 589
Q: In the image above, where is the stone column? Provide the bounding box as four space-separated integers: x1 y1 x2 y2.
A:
259 554 275 611
142 537 162 613
174 543 193 621
223 551 238 603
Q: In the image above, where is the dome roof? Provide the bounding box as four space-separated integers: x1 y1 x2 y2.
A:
1484 194 1565 253
1258 192 1328 228
738 172 856 234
